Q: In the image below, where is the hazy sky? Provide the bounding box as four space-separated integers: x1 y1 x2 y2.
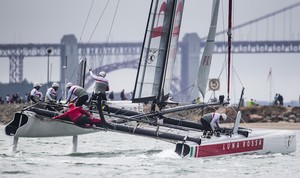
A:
0 0 300 104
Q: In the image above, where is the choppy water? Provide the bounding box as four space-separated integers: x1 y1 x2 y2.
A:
0 126 299 178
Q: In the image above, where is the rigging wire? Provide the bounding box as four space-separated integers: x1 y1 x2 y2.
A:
87 0 111 45
66 0 110 83
79 0 95 45
205 0 244 104
82 0 111 60
97 0 121 70
172 84 196 103
82 0 120 75
228 1 245 104
231 66 244 88
68 0 121 83
205 59 227 103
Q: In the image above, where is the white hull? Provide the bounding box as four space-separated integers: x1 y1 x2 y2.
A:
5 111 99 137
177 129 296 158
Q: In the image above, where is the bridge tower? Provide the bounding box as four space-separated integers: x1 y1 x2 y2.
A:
9 55 24 83
60 35 79 87
180 33 201 102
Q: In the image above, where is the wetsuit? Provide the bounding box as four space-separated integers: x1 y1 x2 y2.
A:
53 106 101 127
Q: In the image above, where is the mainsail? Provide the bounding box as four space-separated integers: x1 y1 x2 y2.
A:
197 0 220 98
132 0 184 104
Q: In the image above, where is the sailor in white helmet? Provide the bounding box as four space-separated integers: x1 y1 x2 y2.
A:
45 82 59 103
65 82 89 107
200 113 227 137
30 82 43 103
89 68 109 101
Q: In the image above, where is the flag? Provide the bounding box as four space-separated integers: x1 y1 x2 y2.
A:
267 68 272 80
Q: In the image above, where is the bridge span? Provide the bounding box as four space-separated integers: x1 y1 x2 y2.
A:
0 33 300 101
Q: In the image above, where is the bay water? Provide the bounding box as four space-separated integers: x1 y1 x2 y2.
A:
0 126 299 178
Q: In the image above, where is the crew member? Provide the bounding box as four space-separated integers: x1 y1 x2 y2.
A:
89 69 109 101
45 82 59 103
30 82 43 103
53 103 102 128
201 112 227 136
65 82 89 106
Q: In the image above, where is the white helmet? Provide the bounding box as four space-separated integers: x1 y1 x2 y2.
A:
99 71 106 78
221 113 227 121
52 82 59 88
66 82 73 88
33 82 41 88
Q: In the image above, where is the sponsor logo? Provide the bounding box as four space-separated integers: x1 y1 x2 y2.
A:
222 139 263 151
193 138 264 158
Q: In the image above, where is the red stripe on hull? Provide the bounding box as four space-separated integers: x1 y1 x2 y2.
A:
194 138 264 158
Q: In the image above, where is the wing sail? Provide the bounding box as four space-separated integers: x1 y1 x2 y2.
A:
133 0 185 103
197 0 220 98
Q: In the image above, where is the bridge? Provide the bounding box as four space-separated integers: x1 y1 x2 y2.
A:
0 2 300 101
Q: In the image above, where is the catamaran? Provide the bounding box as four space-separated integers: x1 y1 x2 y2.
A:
4 0 296 157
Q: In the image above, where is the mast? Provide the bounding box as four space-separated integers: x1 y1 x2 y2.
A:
227 0 232 101
78 58 87 87
157 0 178 104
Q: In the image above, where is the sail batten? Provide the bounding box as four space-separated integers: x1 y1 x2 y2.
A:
197 0 220 99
